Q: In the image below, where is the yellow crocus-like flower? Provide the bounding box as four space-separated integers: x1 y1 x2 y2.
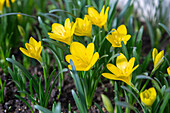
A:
152 48 164 68
65 42 99 71
0 0 15 13
140 87 157 106
167 66 170 76
87 5 109 28
6 0 16 7
102 53 139 86
74 15 92 37
48 18 77 45
19 37 42 62
0 0 5 14
106 25 131 47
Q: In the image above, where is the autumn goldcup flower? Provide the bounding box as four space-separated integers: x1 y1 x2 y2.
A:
102 53 139 86
65 42 99 71
152 48 164 72
48 18 77 45
87 5 109 28
106 25 131 47
19 37 42 62
74 15 92 37
0 0 15 13
140 87 157 107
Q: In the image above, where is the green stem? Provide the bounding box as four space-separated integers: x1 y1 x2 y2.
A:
140 71 154 93
43 66 47 91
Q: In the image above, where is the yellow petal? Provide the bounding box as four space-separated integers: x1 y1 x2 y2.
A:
37 46 42 56
86 43 94 62
154 50 164 67
125 57 135 71
167 67 170 76
122 35 131 43
102 73 131 85
100 5 105 16
65 18 71 30
85 52 99 71
117 25 127 35
116 53 128 70
152 48 158 63
88 7 100 19
29 37 38 46
19 47 31 58
70 42 86 58
52 23 65 35
71 21 77 35
106 63 122 76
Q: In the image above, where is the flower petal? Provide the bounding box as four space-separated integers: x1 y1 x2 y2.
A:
70 42 86 58
86 43 94 62
88 7 100 19
117 25 127 35
102 73 131 85
19 47 31 58
116 53 128 70
154 50 164 67
152 48 158 63
106 63 122 76
52 23 65 35
167 67 170 76
85 52 99 71
64 18 71 30
29 36 38 46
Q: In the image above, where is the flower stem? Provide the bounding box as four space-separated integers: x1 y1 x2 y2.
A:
43 66 47 91
140 71 154 93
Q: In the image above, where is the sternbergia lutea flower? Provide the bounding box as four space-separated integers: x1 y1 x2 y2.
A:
65 42 99 71
102 53 139 86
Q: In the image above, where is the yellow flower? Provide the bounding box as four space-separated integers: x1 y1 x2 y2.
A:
17 12 22 21
106 25 131 47
48 18 77 45
6 0 15 7
167 66 170 76
19 37 42 62
102 53 139 86
87 5 109 28
74 15 92 37
0 0 15 13
140 87 157 106
0 0 5 14
152 48 164 68
65 42 99 71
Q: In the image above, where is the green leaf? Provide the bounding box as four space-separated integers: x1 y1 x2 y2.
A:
121 86 145 112
53 102 61 113
144 17 154 47
49 9 76 18
116 101 140 113
94 103 104 113
15 95 33 113
159 93 170 113
38 16 49 38
6 58 38 90
101 94 114 113
43 39 69 53
70 60 88 113
136 26 144 45
34 105 52 113
121 41 129 60
0 13 36 19
117 0 131 25
72 90 87 113
159 23 170 36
